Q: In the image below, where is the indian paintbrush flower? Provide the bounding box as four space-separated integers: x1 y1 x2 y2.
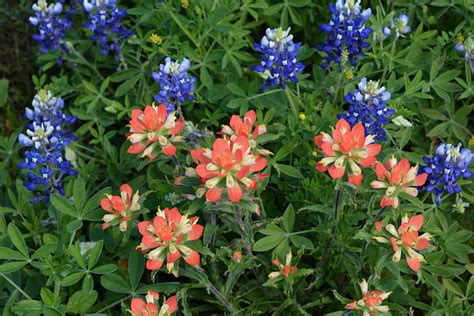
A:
137 207 204 276
130 290 177 316
374 214 432 272
371 157 428 208
191 136 267 203
100 183 140 231
314 118 381 186
346 279 391 315
127 104 184 160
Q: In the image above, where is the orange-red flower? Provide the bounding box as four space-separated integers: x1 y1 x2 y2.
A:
220 110 271 156
371 157 428 208
100 184 140 231
137 207 203 276
268 251 297 279
127 104 184 160
191 136 267 203
373 214 432 272
346 279 391 315
130 290 177 316
314 118 381 186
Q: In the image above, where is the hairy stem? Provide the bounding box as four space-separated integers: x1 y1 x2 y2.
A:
234 205 270 297
195 266 236 314
318 189 341 269
362 207 386 253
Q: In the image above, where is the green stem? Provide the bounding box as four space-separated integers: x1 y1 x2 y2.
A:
0 273 32 300
68 230 76 248
96 294 132 313
284 88 298 118
247 88 283 100
194 266 236 314
168 11 202 53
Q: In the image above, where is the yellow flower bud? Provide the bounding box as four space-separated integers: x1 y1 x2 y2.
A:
298 113 306 121
149 33 162 45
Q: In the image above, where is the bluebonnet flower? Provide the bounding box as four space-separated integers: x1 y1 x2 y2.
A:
152 57 196 112
318 0 372 69
29 0 72 59
82 0 134 56
383 14 411 39
252 27 304 90
455 34 474 73
338 78 394 141
422 144 473 206
18 90 77 203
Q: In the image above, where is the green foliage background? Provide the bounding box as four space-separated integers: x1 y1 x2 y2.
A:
0 0 473 315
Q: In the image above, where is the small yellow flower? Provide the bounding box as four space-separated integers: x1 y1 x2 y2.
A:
457 34 465 44
299 113 306 121
312 150 318 157
344 69 354 80
181 0 189 9
149 33 162 45
469 136 474 149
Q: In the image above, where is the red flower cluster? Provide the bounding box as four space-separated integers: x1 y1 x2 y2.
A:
137 207 203 276
371 157 428 208
100 183 140 231
374 214 432 272
346 279 391 315
127 104 184 160
268 251 297 279
130 290 177 316
314 118 381 186
191 111 269 203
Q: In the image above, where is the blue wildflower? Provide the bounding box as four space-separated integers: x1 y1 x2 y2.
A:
383 14 411 39
422 144 473 206
18 90 77 203
152 57 196 111
82 0 134 56
455 34 474 73
338 78 394 141
318 0 372 69
252 27 304 90
29 0 72 59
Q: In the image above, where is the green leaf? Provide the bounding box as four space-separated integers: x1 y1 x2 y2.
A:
0 79 8 107
0 261 27 273
226 83 246 97
282 204 295 232
426 122 449 137
88 240 104 269
115 75 139 97
66 219 83 233
62 272 86 286
40 288 56 306
276 164 304 179
90 264 117 274
420 108 447 120
82 187 110 217
226 98 247 109
128 250 145 290
100 274 131 293
289 235 314 249
31 244 57 260
7 223 28 258
73 178 86 214
51 194 77 217
70 244 87 269
0 247 27 261
66 290 97 313
253 234 286 252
